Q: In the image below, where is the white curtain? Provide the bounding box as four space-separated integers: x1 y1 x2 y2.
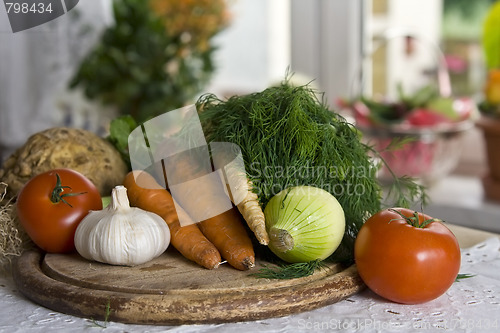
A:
0 1 113 163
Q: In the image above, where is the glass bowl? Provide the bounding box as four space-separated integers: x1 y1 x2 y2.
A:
358 120 474 185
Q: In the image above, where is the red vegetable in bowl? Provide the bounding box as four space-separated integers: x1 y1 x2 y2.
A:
345 84 474 128
406 108 452 127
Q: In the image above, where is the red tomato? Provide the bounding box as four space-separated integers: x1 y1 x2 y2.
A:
17 169 102 253
354 208 461 304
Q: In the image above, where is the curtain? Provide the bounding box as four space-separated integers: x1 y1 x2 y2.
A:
0 0 113 163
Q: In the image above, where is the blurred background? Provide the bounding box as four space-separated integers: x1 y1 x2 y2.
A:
1 0 500 231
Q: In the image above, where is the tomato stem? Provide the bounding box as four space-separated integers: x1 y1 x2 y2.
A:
388 208 440 228
50 173 86 207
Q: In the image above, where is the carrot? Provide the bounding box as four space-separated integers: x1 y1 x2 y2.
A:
164 149 256 270
123 170 221 270
198 207 255 271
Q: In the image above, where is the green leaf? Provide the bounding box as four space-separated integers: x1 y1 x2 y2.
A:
409 85 439 108
426 97 459 120
396 83 438 109
109 115 137 151
455 273 475 282
107 115 138 168
483 1 500 69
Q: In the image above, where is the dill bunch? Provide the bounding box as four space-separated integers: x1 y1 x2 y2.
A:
197 81 423 265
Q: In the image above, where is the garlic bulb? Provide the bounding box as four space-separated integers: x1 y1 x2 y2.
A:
74 185 170 266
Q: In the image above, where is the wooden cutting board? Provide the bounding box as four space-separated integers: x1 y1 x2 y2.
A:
12 247 364 325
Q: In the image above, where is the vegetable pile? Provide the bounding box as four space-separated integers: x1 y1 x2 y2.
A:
198 81 425 265
0 80 465 306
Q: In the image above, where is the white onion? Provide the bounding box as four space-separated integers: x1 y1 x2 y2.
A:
264 186 345 263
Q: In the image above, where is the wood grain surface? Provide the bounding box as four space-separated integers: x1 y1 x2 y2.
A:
12 247 364 325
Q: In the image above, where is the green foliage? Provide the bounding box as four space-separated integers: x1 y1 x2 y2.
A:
198 81 426 267
107 115 138 169
444 0 496 19
396 83 439 109
478 100 500 116
69 0 218 124
483 1 500 69
442 0 495 40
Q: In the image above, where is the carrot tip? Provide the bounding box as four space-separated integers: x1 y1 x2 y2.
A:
242 257 255 270
205 262 221 270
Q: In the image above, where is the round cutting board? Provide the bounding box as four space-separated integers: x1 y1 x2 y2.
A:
13 248 364 325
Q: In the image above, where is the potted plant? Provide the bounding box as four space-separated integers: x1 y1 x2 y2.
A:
477 1 500 201
69 0 230 124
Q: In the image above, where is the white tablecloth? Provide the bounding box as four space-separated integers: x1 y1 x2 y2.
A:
1 237 499 333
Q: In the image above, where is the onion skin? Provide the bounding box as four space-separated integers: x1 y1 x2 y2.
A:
264 186 346 263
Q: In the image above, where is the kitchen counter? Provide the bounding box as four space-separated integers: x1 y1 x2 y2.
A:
0 221 498 333
424 175 500 234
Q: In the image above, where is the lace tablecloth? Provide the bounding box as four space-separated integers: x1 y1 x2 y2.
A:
1 237 499 333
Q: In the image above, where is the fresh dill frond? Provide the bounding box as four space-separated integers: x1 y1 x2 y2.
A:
366 142 428 209
88 299 112 328
381 136 416 152
385 175 428 208
455 273 475 282
251 259 325 279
